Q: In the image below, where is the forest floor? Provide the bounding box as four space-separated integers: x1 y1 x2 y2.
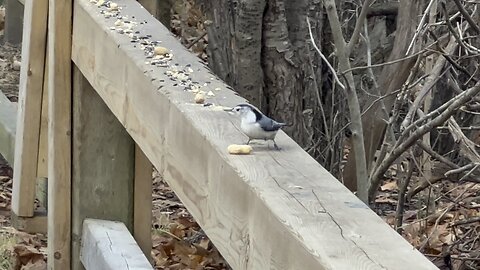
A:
0 1 479 270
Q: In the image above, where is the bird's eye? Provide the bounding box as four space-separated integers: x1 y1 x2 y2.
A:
235 108 240 111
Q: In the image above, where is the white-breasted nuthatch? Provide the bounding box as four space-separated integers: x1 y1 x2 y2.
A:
228 103 287 150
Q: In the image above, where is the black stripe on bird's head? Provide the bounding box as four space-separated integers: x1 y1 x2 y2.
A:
233 103 263 121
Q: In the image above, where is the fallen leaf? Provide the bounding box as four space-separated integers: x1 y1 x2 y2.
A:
14 244 44 266
20 260 46 270
375 196 397 204
381 181 398 191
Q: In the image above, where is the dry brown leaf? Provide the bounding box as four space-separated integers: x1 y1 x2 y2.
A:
380 181 398 191
20 260 46 270
375 196 397 204
14 244 44 266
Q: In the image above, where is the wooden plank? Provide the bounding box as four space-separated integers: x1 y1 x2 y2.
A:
35 52 49 210
134 145 152 261
35 177 48 210
47 0 72 268
37 53 49 179
71 66 135 270
11 211 47 234
72 0 438 269
0 91 17 165
11 0 48 218
80 219 153 270
4 0 24 44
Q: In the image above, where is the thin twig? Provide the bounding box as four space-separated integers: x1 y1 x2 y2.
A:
406 0 437 55
306 18 345 90
395 157 414 233
369 82 480 199
346 0 375 55
186 32 207 49
452 0 480 34
452 217 480 226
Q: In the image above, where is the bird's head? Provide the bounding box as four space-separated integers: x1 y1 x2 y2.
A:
230 104 255 117
226 103 263 123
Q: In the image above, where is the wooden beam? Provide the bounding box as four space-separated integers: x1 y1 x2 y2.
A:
11 211 47 234
134 145 153 261
72 66 135 270
80 219 153 270
36 52 50 210
0 91 17 165
37 52 49 180
72 0 438 269
4 0 24 44
11 0 48 218
47 0 72 268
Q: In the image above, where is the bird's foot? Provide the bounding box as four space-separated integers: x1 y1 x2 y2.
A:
273 141 281 151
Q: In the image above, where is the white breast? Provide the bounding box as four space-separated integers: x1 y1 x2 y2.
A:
240 121 277 140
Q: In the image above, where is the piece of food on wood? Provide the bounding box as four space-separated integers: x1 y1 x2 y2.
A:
12 60 21 71
109 2 118 10
154 46 169 56
228 144 253 155
194 93 205 104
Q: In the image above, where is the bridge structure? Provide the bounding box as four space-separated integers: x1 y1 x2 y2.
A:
1 0 439 269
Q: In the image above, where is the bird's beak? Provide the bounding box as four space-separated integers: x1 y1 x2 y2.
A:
223 107 234 112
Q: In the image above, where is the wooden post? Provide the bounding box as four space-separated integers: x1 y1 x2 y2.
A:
0 90 17 165
47 0 72 268
71 67 135 270
11 0 48 218
80 219 153 270
36 53 50 209
134 145 153 261
4 0 24 44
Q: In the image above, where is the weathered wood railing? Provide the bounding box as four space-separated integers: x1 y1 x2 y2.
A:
4 0 440 269
80 219 153 270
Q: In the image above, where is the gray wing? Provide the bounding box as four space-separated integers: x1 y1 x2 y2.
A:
258 116 286 132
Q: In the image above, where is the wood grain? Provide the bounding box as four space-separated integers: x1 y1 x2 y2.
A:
4 0 24 44
80 219 153 270
47 0 72 268
72 66 135 270
72 0 438 269
0 91 17 165
11 0 48 218
134 145 153 261
11 211 47 234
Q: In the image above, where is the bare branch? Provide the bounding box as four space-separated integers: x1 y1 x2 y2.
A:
306 18 345 90
452 0 480 34
402 36 458 129
369 82 480 199
346 0 374 56
406 0 437 55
